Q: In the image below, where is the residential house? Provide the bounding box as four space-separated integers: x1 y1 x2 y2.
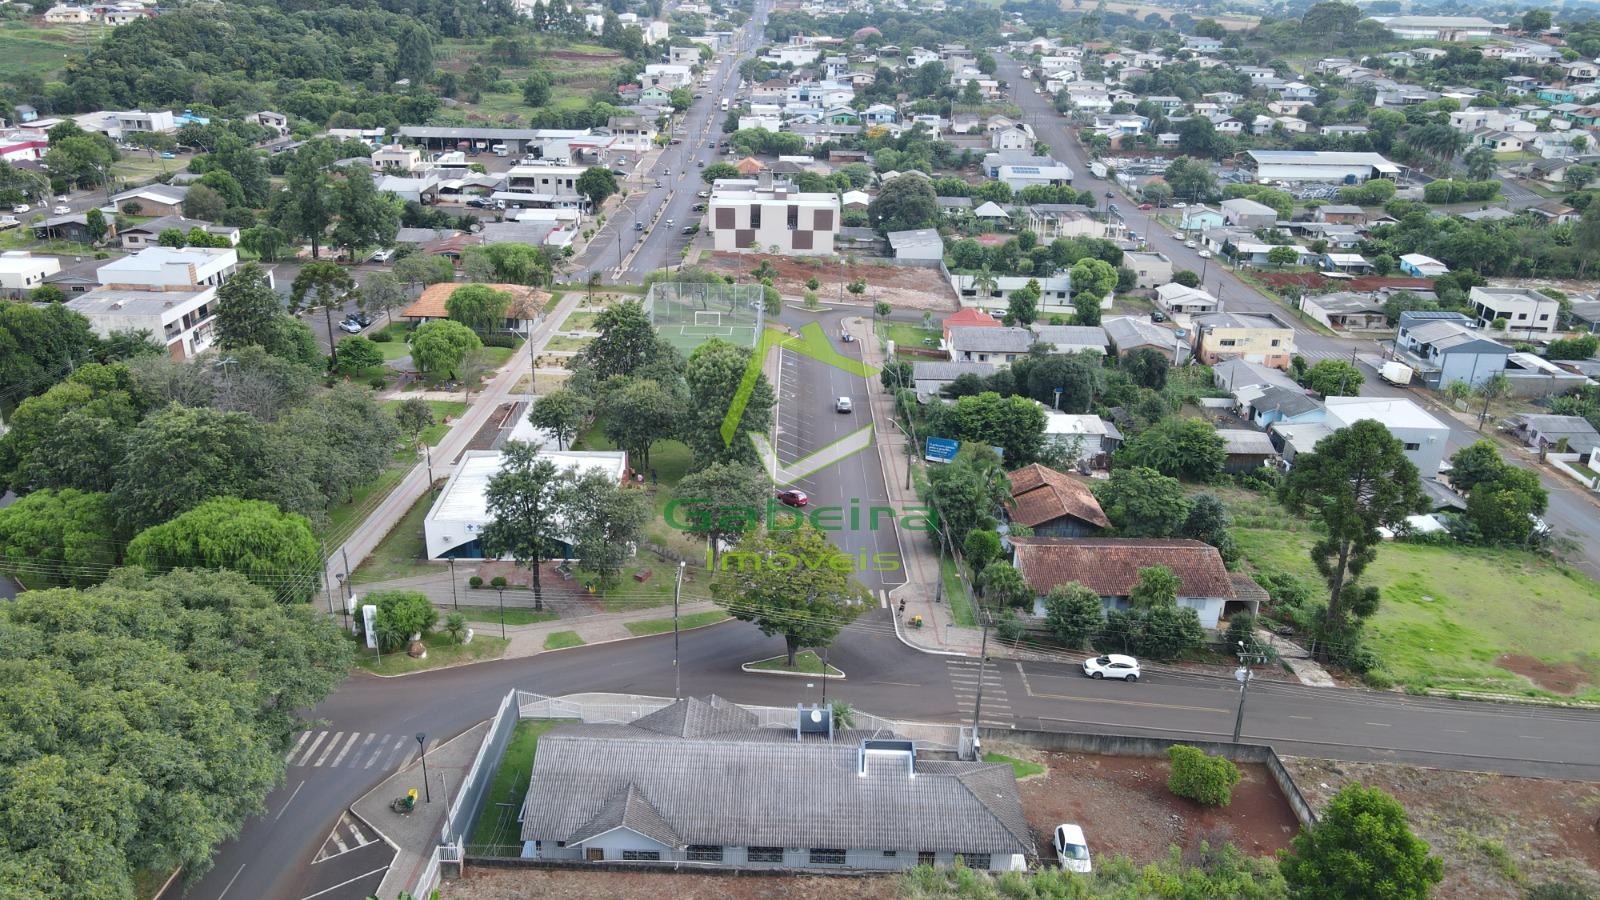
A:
371 144 422 172
62 247 244 360
862 103 898 125
31 213 116 244
951 274 1071 314
0 251 61 298
990 127 1033 152
1216 429 1279 473
1022 205 1100 239
1379 16 1499 42
1005 464 1110 535
1180 206 1226 231
1398 253 1449 277
973 201 1010 225
517 696 1032 871
605 116 658 152
707 184 839 256
1247 385 1324 429
941 308 1002 345
1220 197 1278 228
948 326 1036 367
117 215 234 250
45 4 92 23
1395 310 1512 388
1323 397 1450 475
1528 200 1578 224
1103 316 1189 364
1041 410 1123 465
1154 283 1219 316
110 184 190 217
996 163 1074 192
1507 413 1600 454
1013 537 1258 629
1213 357 1299 395
885 229 944 263
981 151 1058 179
1123 251 1172 289
1319 253 1374 274
1301 292 1387 330
1468 285 1559 335
1032 324 1109 356
1191 312 1295 369
401 282 549 332
911 361 996 397
1313 204 1367 225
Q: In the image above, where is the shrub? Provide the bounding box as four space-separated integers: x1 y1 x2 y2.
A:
480 332 521 348
490 575 508 589
1167 744 1241 806
444 612 468 644
370 330 394 343
469 575 484 589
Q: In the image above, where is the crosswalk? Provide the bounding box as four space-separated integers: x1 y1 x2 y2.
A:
285 730 435 772
946 658 1013 729
314 811 383 863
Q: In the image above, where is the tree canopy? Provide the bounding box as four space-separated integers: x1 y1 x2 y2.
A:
1280 783 1443 900
125 496 322 603
710 524 866 665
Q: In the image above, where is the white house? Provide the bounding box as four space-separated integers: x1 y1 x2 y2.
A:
0 251 62 297
1468 285 1559 336
424 449 630 559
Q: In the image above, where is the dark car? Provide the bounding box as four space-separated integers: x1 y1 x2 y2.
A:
466 197 492 209
1104 190 1115 198
775 489 808 507
692 203 706 212
611 168 627 176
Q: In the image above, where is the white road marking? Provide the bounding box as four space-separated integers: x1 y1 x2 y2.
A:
294 731 328 767
274 780 305 821
297 866 390 900
329 732 361 767
285 731 311 763
312 732 345 766
216 865 246 900
364 734 392 768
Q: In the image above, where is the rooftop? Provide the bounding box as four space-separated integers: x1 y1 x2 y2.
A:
1006 464 1111 529
1325 396 1448 431
949 325 1036 353
65 287 211 318
1011 537 1236 599
402 282 548 320
429 449 628 525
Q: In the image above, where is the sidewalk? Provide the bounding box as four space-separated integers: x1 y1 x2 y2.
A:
849 315 986 657
357 721 488 900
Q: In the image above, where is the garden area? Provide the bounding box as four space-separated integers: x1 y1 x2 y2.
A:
464 719 561 856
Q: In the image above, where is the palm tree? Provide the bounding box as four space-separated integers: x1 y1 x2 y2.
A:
973 266 999 304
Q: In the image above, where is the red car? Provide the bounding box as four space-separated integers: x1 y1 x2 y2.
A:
775 489 809 507
1137 202 1153 210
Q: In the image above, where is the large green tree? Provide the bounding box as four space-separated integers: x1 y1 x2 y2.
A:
1114 417 1226 481
672 461 771 568
331 165 400 258
1043 581 1104 649
126 497 322 604
1302 358 1364 396
0 488 117 588
1280 783 1443 900
930 391 1047 465
868 173 940 232
1278 420 1426 661
277 142 336 259
925 448 1011 550
1092 466 1192 537
479 441 563 610
684 338 774 466
0 364 141 496
0 302 99 403
529 389 592 451
445 283 513 334
289 261 358 371
111 404 269 531
576 166 619 206
561 466 650 590
601 378 683 470
582 300 674 380
410 320 482 380
711 523 866 665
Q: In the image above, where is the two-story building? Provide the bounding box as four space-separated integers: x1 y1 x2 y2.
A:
707 183 839 256
1394 310 1511 388
61 247 246 360
1191 312 1295 369
1468 285 1559 336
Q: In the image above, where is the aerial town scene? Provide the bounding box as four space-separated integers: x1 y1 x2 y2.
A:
1 0 1599 896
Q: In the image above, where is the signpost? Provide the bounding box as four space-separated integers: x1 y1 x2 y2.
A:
924 436 959 464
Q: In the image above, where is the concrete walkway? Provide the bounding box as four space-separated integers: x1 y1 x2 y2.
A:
1257 628 1337 687
357 721 488 900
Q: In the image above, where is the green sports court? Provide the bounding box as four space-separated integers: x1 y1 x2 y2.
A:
645 281 764 353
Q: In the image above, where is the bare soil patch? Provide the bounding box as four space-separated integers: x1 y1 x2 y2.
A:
998 746 1301 863
1495 653 1594 695
1283 757 1600 899
441 867 899 899
703 252 957 312
1255 272 1434 293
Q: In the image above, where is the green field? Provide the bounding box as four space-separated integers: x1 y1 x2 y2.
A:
380 398 467 446
1235 527 1600 701
452 604 560 627
624 610 729 636
351 486 442 584
0 23 94 82
352 631 507 675
466 719 559 854
880 321 941 351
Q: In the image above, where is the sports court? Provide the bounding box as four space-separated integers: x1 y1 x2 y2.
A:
645 281 764 353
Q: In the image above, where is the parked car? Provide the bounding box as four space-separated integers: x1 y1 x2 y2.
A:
1184 240 1197 249
1103 190 1114 198
1138 202 1153 210
1082 654 1140 681
692 203 706 212
1053 824 1092 873
681 225 695 234
1196 249 1212 259
370 248 395 263
1172 201 1187 208
775 488 808 507
840 331 855 343
160 152 176 159
12 204 29 213
53 204 71 215
835 396 853 413
697 159 705 167
634 221 645 230
338 318 364 334
466 197 494 208
1151 310 1166 323
665 218 674 227
611 169 627 176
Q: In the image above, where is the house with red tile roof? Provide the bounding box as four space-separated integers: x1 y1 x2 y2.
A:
1010 537 1261 629
941 307 1002 346
1005 464 1109 537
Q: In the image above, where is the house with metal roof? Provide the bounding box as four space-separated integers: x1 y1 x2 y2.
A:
1032 324 1108 355
1301 291 1386 330
948 326 1037 366
1245 150 1401 183
1395 311 1510 388
1507 414 1600 454
912 361 997 397
518 696 1033 871
1103 316 1190 364
885 228 945 262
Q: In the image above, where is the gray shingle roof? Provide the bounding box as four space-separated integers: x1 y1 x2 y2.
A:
1032 324 1108 350
913 361 997 381
949 325 1035 354
1252 385 1321 417
519 713 1032 855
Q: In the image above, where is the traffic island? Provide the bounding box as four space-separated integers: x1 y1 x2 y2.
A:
740 651 846 679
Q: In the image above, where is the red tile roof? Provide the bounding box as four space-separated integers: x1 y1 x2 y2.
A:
1011 538 1236 599
942 307 1002 343
1005 464 1110 530
402 282 548 320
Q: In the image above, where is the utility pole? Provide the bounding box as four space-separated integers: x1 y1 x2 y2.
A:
1232 640 1264 743
970 614 990 759
673 560 685 700
448 558 458 610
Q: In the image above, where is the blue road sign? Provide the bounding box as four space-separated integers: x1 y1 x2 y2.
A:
924 436 959 463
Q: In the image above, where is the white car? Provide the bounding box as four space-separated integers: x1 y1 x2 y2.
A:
1197 249 1213 259
370 248 395 263
1082 653 1141 681
12 204 29 213
1053 824 1092 873
1172 201 1187 209
53 204 71 215
1171 232 1183 241
1184 240 1197 249
835 396 853 413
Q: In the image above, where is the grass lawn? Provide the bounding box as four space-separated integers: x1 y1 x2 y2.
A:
541 291 564 315
543 630 585 650
352 631 507 675
372 326 413 361
465 719 560 854
322 465 409 546
984 752 1046 780
1234 526 1600 701
451 604 560 627
381 399 467 447
350 485 443 584
479 344 516 367
0 23 92 82
112 154 177 185
544 333 594 352
942 554 978 628
625 610 730 636
880 321 941 351
746 650 844 676
562 310 601 331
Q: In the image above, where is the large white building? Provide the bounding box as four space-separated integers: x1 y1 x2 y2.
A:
0 251 61 297
96 245 241 291
423 449 629 559
707 184 839 256
1374 15 1499 42
1246 150 1401 183
1468 286 1559 337
59 246 249 360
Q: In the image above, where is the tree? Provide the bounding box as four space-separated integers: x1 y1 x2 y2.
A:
1522 8 1552 32
1280 783 1443 900
1545 334 1598 361
289 261 358 370
445 283 513 334
1278 420 1426 661
1474 371 1511 430
1070 258 1116 325
562 465 650 589
1181 493 1238 563
1007 278 1040 326
880 359 913 392
1164 156 1217 202
84 206 108 243
684 338 774 467
1043 581 1104 648
1302 358 1364 396
583 300 670 380
576 166 619 206
361 272 407 324
0 366 141 496
1267 245 1298 269
331 165 400 258
240 224 289 262
978 560 1033 610
522 71 552 106
1167 745 1241 806
602 378 682 469
410 320 482 380
1115 417 1226 481
925 449 1010 551
1448 441 1506 494
711 524 865 666
530 389 591 451
0 488 117 588
962 529 1002 573
1171 269 1201 288
394 253 454 291
368 589 439 651
479 442 563 610
1093 467 1191 536
331 336 384 375
395 22 436 85
1129 565 1181 610
1177 116 1223 158
1463 466 1546 545
672 462 771 567
0 299 99 403
1121 348 1169 390
1462 146 1496 182
932 391 1048 465
701 162 739 184
394 397 435 446
868 173 940 232
125 497 322 603
111 404 270 532
279 143 335 259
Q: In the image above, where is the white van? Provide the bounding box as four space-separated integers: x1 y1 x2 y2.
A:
491 144 508 157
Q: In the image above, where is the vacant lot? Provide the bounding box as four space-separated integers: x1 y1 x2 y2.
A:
997 744 1302 863
0 22 93 82
703 253 958 312
1284 757 1600 899
443 868 899 899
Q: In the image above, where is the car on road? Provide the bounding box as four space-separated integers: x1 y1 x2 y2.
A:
12 204 28 213
1104 190 1114 198
775 488 808 507
1082 654 1140 681
1172 201 1187 208
696 190 710 198
160 151 176 159
692 203 706 212
670 139 682 145
466 197 495 208
1053 824 1092 873
634 221 645 230
1150 310 1166 322
1171 232 1183 240
835 396 853 413
1184 240 1197 249
1138 203 1153 210
840 331 855 343
53 204 71 215
370 248 395 263
697 160 704 167
610 168 627 176
680 225 695 234
665 218 674 227
655 181 663 188
1197 249 1212 259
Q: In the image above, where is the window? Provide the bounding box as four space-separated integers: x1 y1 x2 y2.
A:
882 850 898 857
1403 442 1421 451
748 846 784 862
1271 339 1281 347
809 848 847 865
556 841 566 847
787 204 799 230
622 850 661 861
751 204 762 228
960 854 991 869
1219 339 1237 347
687 845 723 862
917 851 936 865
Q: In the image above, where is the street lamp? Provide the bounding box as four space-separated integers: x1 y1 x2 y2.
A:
496 585 506 639
416 732 432 802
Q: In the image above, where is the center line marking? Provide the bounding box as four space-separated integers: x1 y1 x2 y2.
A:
1364 722 1391 727
275 780 305 821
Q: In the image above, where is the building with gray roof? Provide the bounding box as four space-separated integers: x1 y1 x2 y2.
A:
948 325 1037 366
518 696 1032 871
